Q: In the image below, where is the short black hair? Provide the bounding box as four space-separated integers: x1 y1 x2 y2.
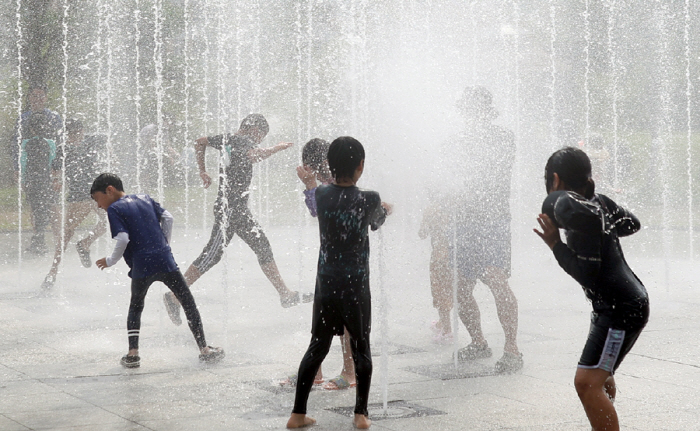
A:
327 136 365 181
239 114 269 136
302 138 330 171
544 146 595 198
28 83 48 94
90 173 124 195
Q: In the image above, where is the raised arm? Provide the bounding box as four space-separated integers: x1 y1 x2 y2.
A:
247 142 293 163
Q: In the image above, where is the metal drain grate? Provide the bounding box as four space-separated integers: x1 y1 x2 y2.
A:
328 400 445 420
404 362 498 380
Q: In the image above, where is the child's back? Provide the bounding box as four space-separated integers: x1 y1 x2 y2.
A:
316 184 385 277
107 194 177 279
544 190 648 326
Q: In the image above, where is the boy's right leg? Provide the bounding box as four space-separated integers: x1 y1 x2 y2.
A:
187 205 236 286
338 276 373 418
292 332 334 415
574 368 619 431
123 276 153 367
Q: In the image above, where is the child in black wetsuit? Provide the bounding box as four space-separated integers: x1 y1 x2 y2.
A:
287 137 392 430
534 147 649 431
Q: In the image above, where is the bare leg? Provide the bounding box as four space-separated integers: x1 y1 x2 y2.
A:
430 252 453 334
575 368 619 431
45 202 92 280
183 264 202 287
77 206 107 249
456 276 487 345
482 267 519 355
340 328 356 383
260 261 295 298
604 375 616 403
178 261 295 309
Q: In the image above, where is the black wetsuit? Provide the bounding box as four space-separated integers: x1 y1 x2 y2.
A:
191 133 274 274
544 191 649 371
292 184 387 417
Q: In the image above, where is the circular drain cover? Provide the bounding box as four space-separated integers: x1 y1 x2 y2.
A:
368 405 416 419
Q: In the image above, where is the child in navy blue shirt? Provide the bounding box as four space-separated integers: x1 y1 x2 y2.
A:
91 173 223 368
287 137 392 430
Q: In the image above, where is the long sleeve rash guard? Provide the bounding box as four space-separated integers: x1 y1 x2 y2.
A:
543 191 649 327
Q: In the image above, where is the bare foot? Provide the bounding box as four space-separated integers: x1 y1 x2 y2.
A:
287 413 316 428
353 414 371 429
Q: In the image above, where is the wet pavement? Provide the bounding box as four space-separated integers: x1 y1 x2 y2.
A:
0 224 697 430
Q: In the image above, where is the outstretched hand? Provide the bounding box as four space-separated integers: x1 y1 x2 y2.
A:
200 171 212 189
534 213 561 249
382 202 394 216
277 142 293 151
96 257 108 270
296 165 317 190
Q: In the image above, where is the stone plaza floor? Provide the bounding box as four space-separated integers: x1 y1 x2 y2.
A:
0 223 698 430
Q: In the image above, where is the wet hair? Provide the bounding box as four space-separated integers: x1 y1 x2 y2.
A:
90 173 124 195
65 118 83 133
327 136 365 181
239 114 269 136
301 138 330 171
544 146 595 199
28 83 48 94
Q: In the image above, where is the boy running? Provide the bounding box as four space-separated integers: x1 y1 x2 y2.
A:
91 173 223 368
164 114 310 326
287 136 392 429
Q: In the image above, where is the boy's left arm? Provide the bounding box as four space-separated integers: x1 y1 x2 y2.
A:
247 142 293 163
